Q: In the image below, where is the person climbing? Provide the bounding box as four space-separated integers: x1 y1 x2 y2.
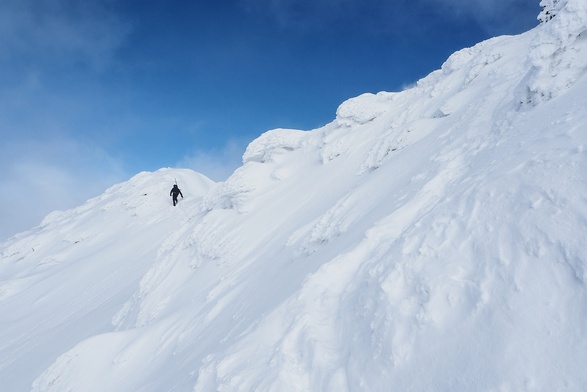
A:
170 184 183 206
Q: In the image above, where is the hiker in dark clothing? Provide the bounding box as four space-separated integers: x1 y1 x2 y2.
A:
170 184 183 206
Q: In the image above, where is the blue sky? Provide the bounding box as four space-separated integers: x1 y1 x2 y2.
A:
0 0 539 240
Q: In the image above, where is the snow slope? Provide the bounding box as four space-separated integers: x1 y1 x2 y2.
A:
2 1 587 390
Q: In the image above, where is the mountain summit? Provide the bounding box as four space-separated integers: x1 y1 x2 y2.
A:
2 1 587 390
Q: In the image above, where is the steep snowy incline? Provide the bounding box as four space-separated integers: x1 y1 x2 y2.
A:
188 14 587 389
1 0 587 390
0 169 213 391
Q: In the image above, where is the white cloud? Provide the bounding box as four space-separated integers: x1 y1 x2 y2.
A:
240 0 381 31
0 0 130 70
242 0 539 35
176 138 250 182
423 0 540 35
0 0 135 241
0 139 128 241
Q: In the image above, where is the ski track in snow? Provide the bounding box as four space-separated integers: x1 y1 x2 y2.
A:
2 2 587 390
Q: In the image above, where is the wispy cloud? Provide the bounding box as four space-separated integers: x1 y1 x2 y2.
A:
241 0 412 34
241 0 539 35
0 0 130 70
0 0 132 241
241 0 353 29
422 0 540 35
177 138 250 182
0 138 128 241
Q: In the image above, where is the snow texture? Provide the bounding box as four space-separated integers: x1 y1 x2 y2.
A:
2 1 587 391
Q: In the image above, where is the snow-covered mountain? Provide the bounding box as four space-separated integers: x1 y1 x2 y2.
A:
2 1 587 390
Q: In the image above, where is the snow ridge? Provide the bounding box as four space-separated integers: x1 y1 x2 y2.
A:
2 2 587 391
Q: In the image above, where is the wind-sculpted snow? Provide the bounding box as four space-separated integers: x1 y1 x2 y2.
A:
3 2 587 391
242 128 311 164
335 92 395 126
519 0 587 107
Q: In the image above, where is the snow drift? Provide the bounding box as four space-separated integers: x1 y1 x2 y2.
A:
2 1 587 390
